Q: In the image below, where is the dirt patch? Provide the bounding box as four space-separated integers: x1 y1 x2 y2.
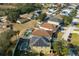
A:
13 20 37 36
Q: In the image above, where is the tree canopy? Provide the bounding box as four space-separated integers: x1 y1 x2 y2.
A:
63 16 72 26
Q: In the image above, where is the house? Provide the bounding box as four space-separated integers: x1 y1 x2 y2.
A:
47 15 63 26
31 10 41 19
30 36 50 55
39 22 56 31
16 18 30 24
51 3 61 8
20 13 32 19
0 16 7 22
60 8 72 16
32 28 52 38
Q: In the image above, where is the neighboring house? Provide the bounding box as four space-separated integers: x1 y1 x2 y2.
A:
51 3 61 8
32 28 52 38
67 5 76 9
20 14 32 19
16 18 30 24
31 10 41 19
39 22 56 32
60 8 72 16
0 16 7 23
47 15 63 26
30 36 50 55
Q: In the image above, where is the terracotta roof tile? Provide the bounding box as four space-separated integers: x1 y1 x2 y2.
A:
40 22 56 31
32 29 51 37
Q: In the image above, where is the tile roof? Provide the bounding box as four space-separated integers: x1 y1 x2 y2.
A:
40 22 56 31
32 29 52 37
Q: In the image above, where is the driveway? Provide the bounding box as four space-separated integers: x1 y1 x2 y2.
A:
61 25 75 41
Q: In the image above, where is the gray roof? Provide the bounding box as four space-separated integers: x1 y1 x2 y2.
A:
48 15 63 23
30 36 50 47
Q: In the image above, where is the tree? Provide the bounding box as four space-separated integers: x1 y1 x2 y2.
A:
18 4 43 14
63 16 72 26
70 9 77 17
37 13 47 21
0 29 15 55
33 4 43 10
53 40 69 56
7 9 20 23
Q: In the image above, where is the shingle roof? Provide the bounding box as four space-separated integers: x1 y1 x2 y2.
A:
32 29 52 37
48 15 63 23
30 36 50 47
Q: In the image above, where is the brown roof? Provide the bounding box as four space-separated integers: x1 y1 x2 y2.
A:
32 29 52 37
41 22 56 31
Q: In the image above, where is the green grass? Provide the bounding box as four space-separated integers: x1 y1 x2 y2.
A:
57 32 63 40
76 24 79 28
71 33 79 46
58 32 79 46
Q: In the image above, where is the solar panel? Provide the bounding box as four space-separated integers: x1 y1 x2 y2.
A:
33 38 49 47
30 37 50 47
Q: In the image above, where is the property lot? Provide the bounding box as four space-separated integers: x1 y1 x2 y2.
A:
13 20 37 36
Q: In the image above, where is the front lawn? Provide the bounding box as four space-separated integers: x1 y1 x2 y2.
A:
76 24 79 28
71 33 79 46
57 32 79 46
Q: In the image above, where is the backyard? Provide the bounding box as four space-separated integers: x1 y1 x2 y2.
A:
13 20 38 36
